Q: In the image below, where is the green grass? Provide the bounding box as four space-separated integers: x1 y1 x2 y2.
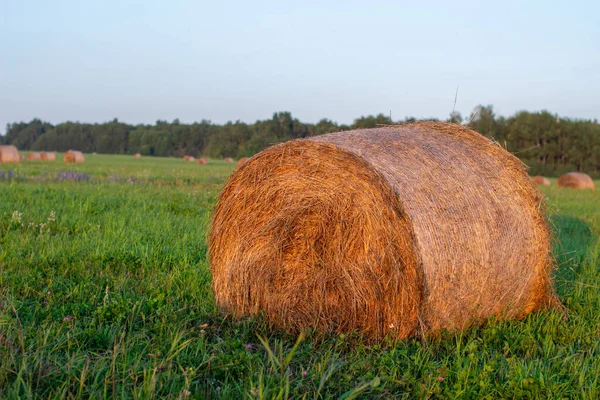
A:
1 157 599 399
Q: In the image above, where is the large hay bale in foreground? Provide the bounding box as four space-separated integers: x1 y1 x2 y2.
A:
0 145 20 164
197 157 208 165
557 172 595 190
27 152 42 160
64 150 85 163
40 152 56 161
209 122 556 340
532 176 550 186
237 157 249 167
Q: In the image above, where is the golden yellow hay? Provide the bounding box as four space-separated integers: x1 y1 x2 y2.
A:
197 157 208 165
557 172 595 190
27 152 42 160
209 122 556 340
0 145 20 164
237 157 249 167
532 176 551 186
63 150 85 163
40 152 56 161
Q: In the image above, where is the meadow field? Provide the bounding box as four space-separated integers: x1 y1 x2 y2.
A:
0 154 598 399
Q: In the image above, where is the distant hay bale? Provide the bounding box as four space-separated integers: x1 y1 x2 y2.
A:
224 157 234 163
183 156 191 161
133 153 142 158
557 172 595 190
188 156 196 162
64 150 85 163
532 176 550 186
209 122 556 340
237 157 249 167
197 157 208 165
40 152 56 161
0 145 20 164
27 152 42 160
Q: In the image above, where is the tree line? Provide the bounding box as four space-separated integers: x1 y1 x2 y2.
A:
2 106 599 177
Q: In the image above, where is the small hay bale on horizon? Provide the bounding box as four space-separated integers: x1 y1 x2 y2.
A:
557 172 595 190
196 157 208 165
133 153 142 158
40 152 56 161
532 176 551 186
223 157 234 163
0 145 20 164
209 122 557 340
27 152 42 160
64 150 85 163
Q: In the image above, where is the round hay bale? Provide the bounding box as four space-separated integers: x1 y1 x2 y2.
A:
133 153 142 158
27 152 42 160
209 122 556 340
237 157 249 167
63 150 85 163
183 156 191 161
40 152 56 161
188 156 196 162
196 157 208 165
224 157 234 163
0 145 20 164
557 172 595 190
532 176 550 186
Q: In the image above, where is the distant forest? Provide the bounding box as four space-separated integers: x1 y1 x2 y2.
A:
2 105 600 177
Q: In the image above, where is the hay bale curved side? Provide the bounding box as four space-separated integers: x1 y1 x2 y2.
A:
0 145 20 164
64 150 85 163
557 172 595 190
40 152 56 161
532 176 551 186
209 122 555 339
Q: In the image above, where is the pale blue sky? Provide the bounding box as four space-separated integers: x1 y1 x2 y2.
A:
1 0 599 133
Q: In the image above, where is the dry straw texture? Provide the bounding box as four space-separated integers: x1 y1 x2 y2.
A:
209 122 556 340
133 153 142 158
197 157 208 165
64 150 85 163
27 152 42 160
532 176 551 186
557 172 595 190
40 152 56 161
237 157 249 167
224 157 234 163
0 145 20 164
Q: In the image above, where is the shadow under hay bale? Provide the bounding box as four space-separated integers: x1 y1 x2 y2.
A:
209 122 557 340
557 172 595 190
0 145 20 164
64 150 85 163
532 175 551 186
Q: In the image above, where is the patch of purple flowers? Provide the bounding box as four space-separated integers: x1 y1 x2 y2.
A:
57 171 89 182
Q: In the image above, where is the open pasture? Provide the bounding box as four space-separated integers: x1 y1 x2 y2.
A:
0 154 599 398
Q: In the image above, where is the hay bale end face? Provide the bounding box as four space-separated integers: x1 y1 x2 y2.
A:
557 172 595 190
223 157 234 163
209 122 556 340
27 152 42 160
0 145 20 164
532 176 551 186
197 157 208 165
40 152 56 161
64 150 85 163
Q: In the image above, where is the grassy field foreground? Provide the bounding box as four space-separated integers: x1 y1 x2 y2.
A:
0 155 599 399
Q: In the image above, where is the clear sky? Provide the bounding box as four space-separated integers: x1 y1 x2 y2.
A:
1 0 599 133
